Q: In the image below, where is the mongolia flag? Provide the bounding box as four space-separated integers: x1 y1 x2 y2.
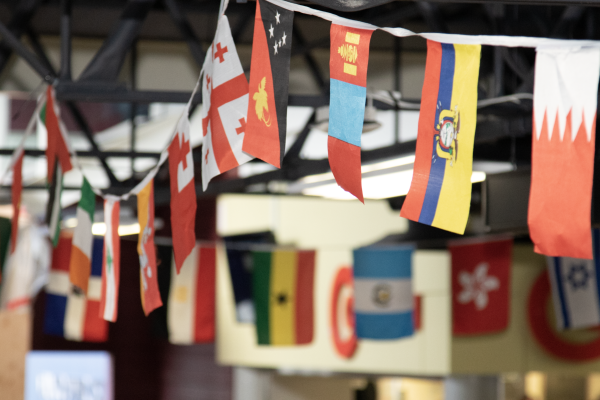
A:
353 246 414 340
201 15 253 190
528 47 600 259
69 178 95 294
44 236 108 342
327 24 374 203
252 249 315 346
167 243 216 344
243 0 294 168
547 230 600 330
168 113 197 274
10 152 23 255
99 198 120 322
43 86 72 182
401 41 481 234
137 179 162 315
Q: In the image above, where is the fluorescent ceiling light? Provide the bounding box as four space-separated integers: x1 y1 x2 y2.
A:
302 170 486 200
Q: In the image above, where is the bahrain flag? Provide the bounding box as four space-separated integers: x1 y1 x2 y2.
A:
243 0 294 168
327 24 374 203
528 47 600 259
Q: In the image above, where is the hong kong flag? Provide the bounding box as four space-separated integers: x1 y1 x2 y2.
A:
168 113 197 274
201 15 253 190
450 239 512 335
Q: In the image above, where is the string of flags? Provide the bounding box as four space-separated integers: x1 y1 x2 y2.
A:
2 0 600 349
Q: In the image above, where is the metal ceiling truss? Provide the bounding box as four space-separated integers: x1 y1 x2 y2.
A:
0 0 596 199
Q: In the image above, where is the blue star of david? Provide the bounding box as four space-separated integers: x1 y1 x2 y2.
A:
566 264 590 290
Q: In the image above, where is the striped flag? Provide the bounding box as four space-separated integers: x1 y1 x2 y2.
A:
99 199 120 322
167 244 216 344
43 86 72 181
44 236 108 342
252 249 315 346
10 152 23 254
327 24 375 203
45 162 63 247
69 178 95 294
353 246 414 340
401 41 481 234
547 230 600 330
137 180 162 315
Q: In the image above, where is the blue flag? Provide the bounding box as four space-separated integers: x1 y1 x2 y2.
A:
353 246 414 340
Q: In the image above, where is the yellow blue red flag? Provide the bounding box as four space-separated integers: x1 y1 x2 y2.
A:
401 41 481 234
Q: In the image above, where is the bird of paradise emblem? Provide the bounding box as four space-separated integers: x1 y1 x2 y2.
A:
253 77 271 127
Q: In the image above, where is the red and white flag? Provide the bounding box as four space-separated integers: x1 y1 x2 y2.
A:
168 113 197 274
450 239 512 335
529 47 600 259
201 15 253 191
10 152 23 254
44 86 72 181
99 198 120 322
137 180 163 315
168 243 216 344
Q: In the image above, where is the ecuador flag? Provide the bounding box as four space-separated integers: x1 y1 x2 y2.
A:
253 249 315 346
401 41 481 234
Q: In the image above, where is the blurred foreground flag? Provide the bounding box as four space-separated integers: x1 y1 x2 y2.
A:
10 153 22 255
201 15 253 190
450 239 511 335
44 236 108 342
99 198 120 322
327 24 374 203
401 41 481 234
43 86 72 181
528 47 600 260
69 178 95 294
243 0 294 168
547 230 600 330
137 180 163 315
353 246 414 340
168 244 216 344
253 249 315 345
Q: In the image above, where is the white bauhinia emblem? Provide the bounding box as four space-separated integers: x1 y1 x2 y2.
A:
457 262 500 310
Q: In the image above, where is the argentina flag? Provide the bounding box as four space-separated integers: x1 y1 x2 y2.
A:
548 230 600 330
353 246 414 340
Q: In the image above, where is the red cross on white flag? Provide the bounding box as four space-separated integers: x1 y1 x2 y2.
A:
201 15 253 191
168 113 197 274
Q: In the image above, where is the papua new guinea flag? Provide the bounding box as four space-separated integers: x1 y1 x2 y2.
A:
401 41 481 234
353 246 414 340
253 249 315 346
243 0 294 169
328 24 374 203
528 47 600 259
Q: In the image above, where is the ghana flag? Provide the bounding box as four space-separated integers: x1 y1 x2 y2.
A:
252 249 315 346
400 41 481 234
243 0 294 168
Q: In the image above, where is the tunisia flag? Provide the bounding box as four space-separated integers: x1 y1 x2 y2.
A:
168 113 197 274
450 239 512 335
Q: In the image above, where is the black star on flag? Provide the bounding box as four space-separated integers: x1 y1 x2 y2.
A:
243 0 294 169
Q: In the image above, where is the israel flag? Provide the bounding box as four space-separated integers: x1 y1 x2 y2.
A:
548 231 600 330
353 246 414 340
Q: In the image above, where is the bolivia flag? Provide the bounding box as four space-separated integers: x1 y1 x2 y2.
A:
401 41 481 234
44 236 108 342
167 243 216 344
69 178 95 294
252 249 315 346
243 0 294 168
327 24 374 203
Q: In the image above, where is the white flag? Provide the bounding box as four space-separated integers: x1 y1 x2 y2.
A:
201 15 253 191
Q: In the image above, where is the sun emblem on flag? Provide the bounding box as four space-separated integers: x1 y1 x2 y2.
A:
434 105 460 166
372 283 392 307
253 77 272 127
